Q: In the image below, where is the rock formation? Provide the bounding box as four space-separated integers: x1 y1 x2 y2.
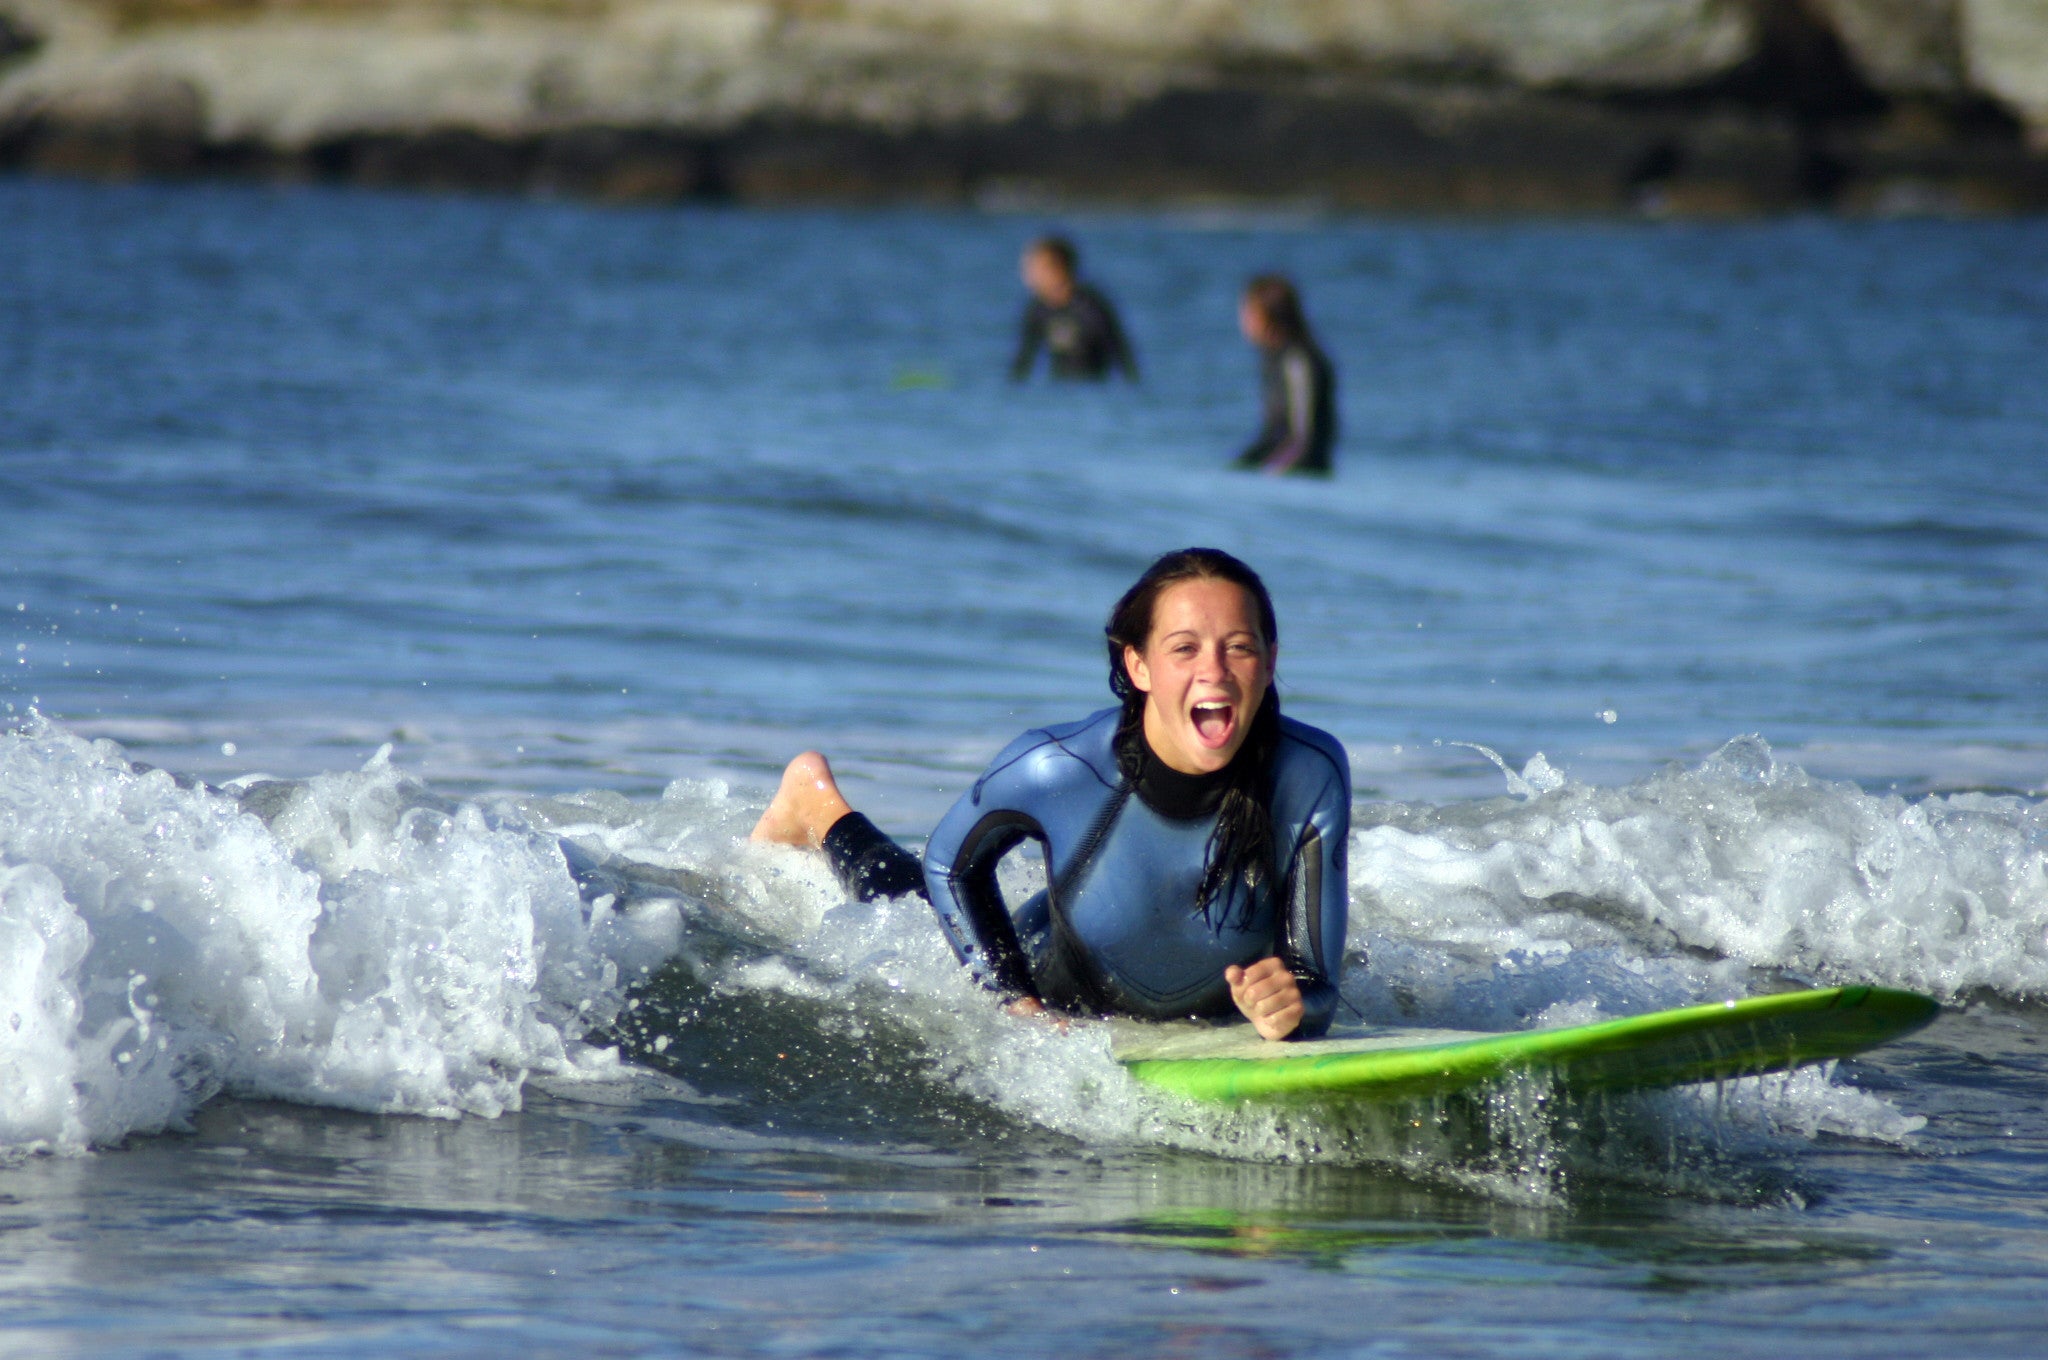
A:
2 0 2044 210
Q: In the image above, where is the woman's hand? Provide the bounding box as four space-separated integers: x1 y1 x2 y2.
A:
1225 957 1303 1041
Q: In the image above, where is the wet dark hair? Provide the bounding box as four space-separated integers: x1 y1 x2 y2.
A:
1028 235 1078 274
1243 273 1311 347
1104 547 1281 930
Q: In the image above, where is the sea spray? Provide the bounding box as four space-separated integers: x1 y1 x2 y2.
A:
603 827 1927 1200
0 720 329 1152
0 863 97 1153
1350 735 2048 1003
0 721 625 1156
0 719 1983 1182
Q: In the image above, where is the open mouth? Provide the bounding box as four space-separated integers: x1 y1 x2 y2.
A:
1190 701 1237 748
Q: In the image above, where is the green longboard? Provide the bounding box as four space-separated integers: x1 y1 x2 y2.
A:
1113 985 1939 1105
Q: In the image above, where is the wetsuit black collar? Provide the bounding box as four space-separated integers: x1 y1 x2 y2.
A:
1133 735 1241 821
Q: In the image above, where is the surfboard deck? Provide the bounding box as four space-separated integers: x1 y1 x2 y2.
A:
1112 985 1939 1104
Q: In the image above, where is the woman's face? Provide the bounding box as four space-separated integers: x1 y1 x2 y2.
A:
1124 578 1275 775
1023 248 1075 306
1238 296 1273 348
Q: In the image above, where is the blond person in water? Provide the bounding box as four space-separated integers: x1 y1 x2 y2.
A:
754 548 1350 1041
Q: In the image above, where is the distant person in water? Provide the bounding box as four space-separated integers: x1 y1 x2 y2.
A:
1009 235 1139 383
752 548 1350 1042
1233 274 1336 476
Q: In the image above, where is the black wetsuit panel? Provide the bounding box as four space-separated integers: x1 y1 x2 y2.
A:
821 813 927 902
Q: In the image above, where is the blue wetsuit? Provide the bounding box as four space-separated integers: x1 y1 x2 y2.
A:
879 707 1349 1037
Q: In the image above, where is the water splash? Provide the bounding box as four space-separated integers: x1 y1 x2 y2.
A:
1351 735 2048 1002
0 720 624 1156
0 721 1988 1190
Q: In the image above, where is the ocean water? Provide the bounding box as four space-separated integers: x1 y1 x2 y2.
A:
3 174 2048 1356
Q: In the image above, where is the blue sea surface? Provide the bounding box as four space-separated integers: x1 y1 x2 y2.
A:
3 176 2047 1357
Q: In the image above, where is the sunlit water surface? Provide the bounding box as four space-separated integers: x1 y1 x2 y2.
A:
3 177 2048 1357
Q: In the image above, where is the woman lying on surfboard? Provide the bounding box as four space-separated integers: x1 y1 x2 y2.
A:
751 547 1351 1041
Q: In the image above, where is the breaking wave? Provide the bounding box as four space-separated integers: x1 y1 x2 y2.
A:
6 719 2032 1192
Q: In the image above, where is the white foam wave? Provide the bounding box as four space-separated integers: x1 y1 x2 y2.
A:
2 721 1987 1182
0 720 624 1157
1351 735 2048 1003
605 824 1927 1201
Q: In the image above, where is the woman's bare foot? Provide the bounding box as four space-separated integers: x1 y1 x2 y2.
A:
1004 995 1070 1033
749 751 855 848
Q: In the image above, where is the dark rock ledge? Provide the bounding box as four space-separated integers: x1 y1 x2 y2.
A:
3 0 2045 213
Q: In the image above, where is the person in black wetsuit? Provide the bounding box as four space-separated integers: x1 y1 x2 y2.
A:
1009 236 1139 383
1233 274 1336 476
751 548 1351 1042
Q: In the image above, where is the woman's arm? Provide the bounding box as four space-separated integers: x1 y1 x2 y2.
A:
1286 823 1346 1037
1273 736 1352 1038
1259 348 1321 474
1236 362 1287 465
1010 303 1046 381
1223 798 1349 1039
1099 293 1139 381
921 732 1058 999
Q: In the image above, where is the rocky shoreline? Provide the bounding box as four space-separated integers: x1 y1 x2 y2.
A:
4 0 2046 212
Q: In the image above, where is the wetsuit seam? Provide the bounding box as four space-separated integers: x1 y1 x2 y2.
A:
1279 728 1348 791
1097 970 1242 1010
970 730 1057 801
1045 733 1122 793
972 715 1121 802
1269 733 1351 819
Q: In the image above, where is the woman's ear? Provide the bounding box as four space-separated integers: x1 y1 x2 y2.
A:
1123 643 1153 694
